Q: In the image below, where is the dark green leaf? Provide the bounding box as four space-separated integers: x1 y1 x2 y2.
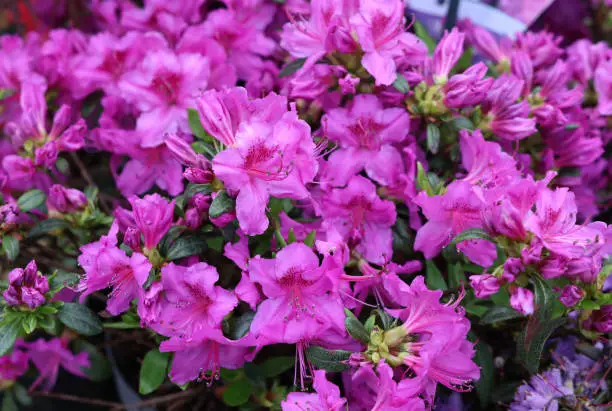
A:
58 303 103 336
425 260 447 291
517 317 566 374
73 340 112 381
158 226 185 256
413 21 436 54
206 237 224 253
480 306 523 324
220 368 243 382
373 309 396 330
1 391 17 411
473 341 493 406
0 319 21 356
452 116 475 131
532 275 555 320
50 271 80 293
27 218 69 238
447 263 465 290
491 382 522 403
139 349 170 395
13 384 32 406
2 235 19 261
304 230 316 248
426 123 440 154
192 141 216 158
259 356 295 378
392 75 410 94
17 189 46 212
223 378 253 406
22 315 37 334
287 228 297 244
416 162 435 196
344 308 369 344
564 123 579 130
306 346 351 372
209 190 235 219
166 235 207 261
228 311 255 340
279 58 306 78
187 108 213 142
55 157 70 175
364 315 376 334
184 183 212 200
451 228 494 247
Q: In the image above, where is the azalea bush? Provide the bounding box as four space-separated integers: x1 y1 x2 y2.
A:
0 0 610 410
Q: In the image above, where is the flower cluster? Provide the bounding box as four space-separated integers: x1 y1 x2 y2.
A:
0 0 610 410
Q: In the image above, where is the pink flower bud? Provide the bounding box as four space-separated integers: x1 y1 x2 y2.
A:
503 257 524 282
510 287 534 315
57 119 86 151
470 274 500 298
48 185 87 213
3 260 49 309
35 141 59 167
184 167 213 184
559 285 584 307
124 227 141 250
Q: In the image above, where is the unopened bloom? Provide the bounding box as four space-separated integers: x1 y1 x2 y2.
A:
48 185 87 213
559 285 584 307
433 28 465 84
470 274 500 299
3 261 49 309
129 193 175 250
510 287 534 315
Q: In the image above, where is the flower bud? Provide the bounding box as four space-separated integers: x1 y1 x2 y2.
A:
502 257 524 282
3 260 49 309
48 185 87 213
470 274 500 298
124 227 141 250
35 141 59 168
185 207 202 230
57 119 86 151
559 285 584 307
184 167 213 184
510 287 534 315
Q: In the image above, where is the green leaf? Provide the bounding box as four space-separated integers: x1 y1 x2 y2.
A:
22 315 37 334
50 271 80 293
228 311 255 340
287 228 297 244
373 309 397 330
166 235 207 261
192 141 216 159
258 356 295 378
17 189 46 212
206 237 224 253
139 349 170 395
58 303 103 336
27 218 69 238
491 382 522 403
1 391 17 411
480 306 523 325
473 341 493 406
413 21 436 54
304 230 316 248
392 75 410 94
13 384 32 406
451 228 494 247
344 308 369 344
364 315 376 334
452 116 475 131
158 226 185 256
425 260 447 291
73 340 112 381
306 346 351 372
0 319 21 356
564 123 579 130
279 58 306 78
184 183 212 200
2 235 19 261
187 108 213 142
447 263 466 290
223 378 253 406
55 157 70 175
416 162 435 196
209 190 235 219
517 317 566 374
426 123 440 154
532 275 555 320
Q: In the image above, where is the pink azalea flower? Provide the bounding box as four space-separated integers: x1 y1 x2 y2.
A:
128 193 175 250
321 94 410 187
224 235 262 310
249 243 345 344
48 185 87 213
414 181 496 266
469 274 501 299
160 328 255 385
3 260 49 309
21 338 90 392
444 62 493 108
119 49 210 147
78 223 152 315
0 347 29 381
282 370 347 411
387 276 480 395
351 0 426 85
203 89 318 235
559 285 584 307
344 362 426 411
320 175 396 264
156 262 238 338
